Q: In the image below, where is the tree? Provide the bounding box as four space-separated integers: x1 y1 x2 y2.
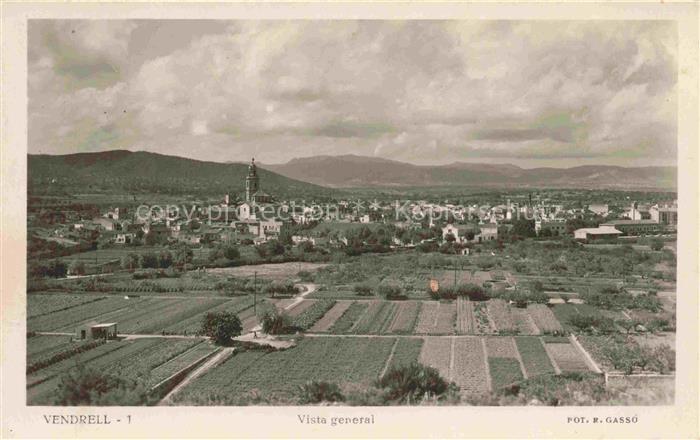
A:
138 252 159 269
69 260 86 276
223 245 240 261
445 233 456 242
201 311 242 345
648 238 664 251
512 219 536 238
157 250 173 268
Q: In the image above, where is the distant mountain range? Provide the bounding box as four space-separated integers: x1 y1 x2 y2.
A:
27 151 332 199
262 155 677 190
28 151 677 196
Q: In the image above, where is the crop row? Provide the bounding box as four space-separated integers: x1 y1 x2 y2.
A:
452 337 489 394
527 304 564 334
28 296 142 332
386 338 424 371
149 342 217 386
27 339 105 374
544 341 591 373
456 297 476 334
514 337 555 377
488 357 523 391
286 300 318 318
27 295 107 318
388 302 421 334
487 299 518 333
485 337 518 358
418 337 452 381
173 337 396 404
329 302 368 334
473 302 496 335
309 301 351 332
165 296 255 334
27 339 200 405
291 300 336 330
363 302 399 334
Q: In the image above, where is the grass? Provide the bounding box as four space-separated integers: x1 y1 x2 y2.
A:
488 357 524 392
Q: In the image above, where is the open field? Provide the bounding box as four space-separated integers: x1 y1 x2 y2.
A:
207 262 328 280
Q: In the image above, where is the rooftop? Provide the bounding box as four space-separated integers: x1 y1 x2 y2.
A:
601 219 660 225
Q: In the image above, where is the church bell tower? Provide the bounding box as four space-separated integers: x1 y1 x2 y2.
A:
245 158 259 203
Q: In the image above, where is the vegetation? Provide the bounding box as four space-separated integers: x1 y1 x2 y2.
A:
53 364 153 406
375 362 455 403
201 312 243 345
297 381 345 404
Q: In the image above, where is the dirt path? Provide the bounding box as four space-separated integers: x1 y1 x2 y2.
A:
158 347 234 405
248 283 318 334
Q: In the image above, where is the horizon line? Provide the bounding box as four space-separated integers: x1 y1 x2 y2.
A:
27 149 678 171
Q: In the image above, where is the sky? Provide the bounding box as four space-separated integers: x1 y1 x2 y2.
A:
28 20 677 168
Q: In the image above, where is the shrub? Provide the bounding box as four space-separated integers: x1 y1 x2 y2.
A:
568 314 616 334
297 381 345 404
354 283 374 296
455 283 489 301
54 364 153 406
374 362 455 403
378 284 406 300
261 312 298 335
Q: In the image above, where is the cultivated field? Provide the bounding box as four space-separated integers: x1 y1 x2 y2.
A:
27 338 213 405
27 294 256 335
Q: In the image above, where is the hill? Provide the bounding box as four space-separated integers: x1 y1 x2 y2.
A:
262 155 677 190
28 151 335 199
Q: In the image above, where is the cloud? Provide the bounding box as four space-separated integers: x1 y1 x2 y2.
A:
28 20 677 167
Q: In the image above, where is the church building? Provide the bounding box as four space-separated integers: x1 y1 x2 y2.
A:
245 158 272 204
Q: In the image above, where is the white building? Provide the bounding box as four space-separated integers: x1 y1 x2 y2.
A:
573 226 622 241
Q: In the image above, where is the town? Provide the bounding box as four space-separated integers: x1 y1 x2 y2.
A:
26 155 677 407
29 158 677 277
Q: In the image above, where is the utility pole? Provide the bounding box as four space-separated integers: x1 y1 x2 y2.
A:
453 260 457 289
254 271 257 316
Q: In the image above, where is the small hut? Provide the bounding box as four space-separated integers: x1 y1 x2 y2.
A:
76 323 118 340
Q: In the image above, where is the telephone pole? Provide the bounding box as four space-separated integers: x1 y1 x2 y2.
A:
254 271 257 316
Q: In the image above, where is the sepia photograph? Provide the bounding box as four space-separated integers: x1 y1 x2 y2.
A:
2 2 699 438
22 18 681 407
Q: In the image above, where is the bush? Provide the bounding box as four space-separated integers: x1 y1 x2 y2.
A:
378 284 406 300
568 314 616 334
54 364 153 406
374 362 455 403
261 312 298 335
297 381 345 404
354 283 374 296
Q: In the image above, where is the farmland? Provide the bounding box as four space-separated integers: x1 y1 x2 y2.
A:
172 337 396 404
27 338 205 405
26 294 259 335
